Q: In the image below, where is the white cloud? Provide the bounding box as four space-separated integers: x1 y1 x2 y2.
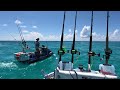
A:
3 24 7 26
23 31 44 41
32 26 37 28
113 29 119 35
25 33 60 41
80 29 120 41
18 28 78 41
110 29 119 37
15 20 22 24
22 30 29 33
79 25 107 41
45 35 60 41
64 33 73 41
69 29 77 34
92 32 97 37
64 29 78 41
75 30 78 34
80 25 90 38
1 23 120 41
19 29 120 41
79 26 106 41
20 25 27 28
69 29 71 33
93 34 105 41
109 29 120 41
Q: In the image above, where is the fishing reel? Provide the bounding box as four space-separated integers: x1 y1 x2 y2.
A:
71 49 80 55
105 48 112 54
102 48 112 59
88 51 100 57
58 48 66 55
67 49 80 55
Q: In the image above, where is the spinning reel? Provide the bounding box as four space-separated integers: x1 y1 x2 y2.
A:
88 51 100 57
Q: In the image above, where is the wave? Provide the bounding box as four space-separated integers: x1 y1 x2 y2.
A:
0 62 18 68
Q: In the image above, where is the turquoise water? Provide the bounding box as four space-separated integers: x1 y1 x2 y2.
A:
0 41 120 79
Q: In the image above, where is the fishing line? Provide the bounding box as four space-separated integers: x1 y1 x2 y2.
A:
3 28 22 48
17 23 27 51
90 56 93 69
15 18 30 52
16 23 25 42
15 18 27 43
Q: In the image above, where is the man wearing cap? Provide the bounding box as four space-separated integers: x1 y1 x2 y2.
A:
35 38 41 59
35 38 40 51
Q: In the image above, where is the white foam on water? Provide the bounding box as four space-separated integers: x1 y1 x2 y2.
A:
53 54 56 56
0 62 18 68
0 76 2 79
52 53 58 60
29 63 37 66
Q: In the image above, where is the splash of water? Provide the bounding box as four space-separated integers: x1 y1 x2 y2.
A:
0 62 18 68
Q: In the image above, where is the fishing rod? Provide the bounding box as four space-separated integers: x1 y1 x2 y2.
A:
16 18 25 42
7 31 17 41
88 11 93 72
3 27 22 48
58 11 66 62
103 11 112 65
71 11 80 63
8 32 23 47
15 18 28 52
88 11 100 72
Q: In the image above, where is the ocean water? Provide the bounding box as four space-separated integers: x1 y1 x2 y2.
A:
0 41 120 79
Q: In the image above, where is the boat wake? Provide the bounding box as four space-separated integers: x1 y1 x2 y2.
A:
0 62 18 68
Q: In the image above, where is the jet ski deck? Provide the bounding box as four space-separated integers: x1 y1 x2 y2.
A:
14 46 53 64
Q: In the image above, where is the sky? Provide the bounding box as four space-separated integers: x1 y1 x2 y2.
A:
0 11 120 41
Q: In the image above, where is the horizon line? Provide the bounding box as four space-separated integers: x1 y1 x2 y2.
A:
0 40 120 42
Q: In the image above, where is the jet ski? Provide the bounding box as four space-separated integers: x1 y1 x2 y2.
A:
14 45 53 64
